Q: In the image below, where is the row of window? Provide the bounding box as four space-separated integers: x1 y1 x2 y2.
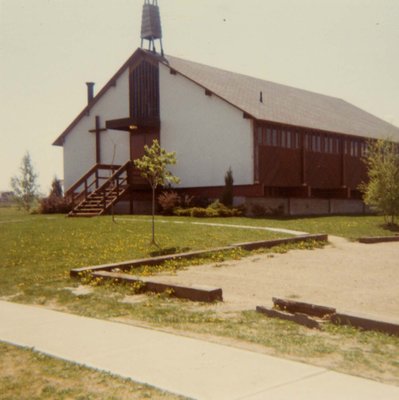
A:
257 127 301 149
257 126 367 157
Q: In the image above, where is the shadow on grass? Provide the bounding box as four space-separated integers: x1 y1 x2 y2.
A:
381 223 399 233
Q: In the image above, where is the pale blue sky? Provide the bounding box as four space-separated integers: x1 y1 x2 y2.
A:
1 0 398 192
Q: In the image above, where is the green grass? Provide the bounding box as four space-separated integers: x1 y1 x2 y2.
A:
143 214 397 240
1 208 398 387
0 342 185 400
0 209 287 300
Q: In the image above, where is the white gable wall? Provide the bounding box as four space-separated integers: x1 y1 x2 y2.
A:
63 69 130 190
159 64 254 188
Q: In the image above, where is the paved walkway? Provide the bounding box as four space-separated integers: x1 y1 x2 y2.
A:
1 301 398 400
116 217 309 236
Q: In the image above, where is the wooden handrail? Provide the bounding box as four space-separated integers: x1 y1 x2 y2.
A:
65 163 121 205
68 161 135 216
65 164 121 197
94 161 132 195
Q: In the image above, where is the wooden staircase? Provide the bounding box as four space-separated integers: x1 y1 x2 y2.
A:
66 162 133 217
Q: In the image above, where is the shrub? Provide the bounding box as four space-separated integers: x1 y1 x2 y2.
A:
158 191 180 215
39 195 72 214
191 196 211 208
172 201 243 218
180 194 194 208
209 200 243 217
174 207 192 217
190 207 209 218
221 167 234 207
251 203 267 217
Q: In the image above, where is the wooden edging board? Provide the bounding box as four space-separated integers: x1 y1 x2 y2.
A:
92 271 223 303
70 233 328 277
256 306 321 329
272 297 336 318
331 312 399 336
257 298 399 336
358 236 399 244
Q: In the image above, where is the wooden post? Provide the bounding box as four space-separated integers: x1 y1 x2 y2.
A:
89 116 107 164
301 132 306 185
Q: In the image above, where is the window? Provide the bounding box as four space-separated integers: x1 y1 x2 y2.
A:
295 132 301 149
266 128 272 145
286 131 292 148
335 138 340 154
351 141 358 157
257 127 263 145
272 129 277 146
325 137 334 154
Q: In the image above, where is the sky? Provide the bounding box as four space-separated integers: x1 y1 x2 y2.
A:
1 0 398 193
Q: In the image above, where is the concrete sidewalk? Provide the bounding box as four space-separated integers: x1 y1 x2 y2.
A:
0 301 398 400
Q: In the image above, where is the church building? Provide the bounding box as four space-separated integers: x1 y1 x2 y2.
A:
53 0 399 216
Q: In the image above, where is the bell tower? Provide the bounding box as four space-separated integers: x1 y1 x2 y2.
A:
141 0 164 56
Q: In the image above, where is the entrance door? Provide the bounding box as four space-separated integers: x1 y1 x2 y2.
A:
130 131 159 160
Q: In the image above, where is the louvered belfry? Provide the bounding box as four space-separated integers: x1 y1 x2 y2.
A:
141 0 163 55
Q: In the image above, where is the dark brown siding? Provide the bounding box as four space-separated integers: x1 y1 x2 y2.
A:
259 146 302 186
130 60 160 121
344 155 368 189
255 122 368 197
305 152 341 188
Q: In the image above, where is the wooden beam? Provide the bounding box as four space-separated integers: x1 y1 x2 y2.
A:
272 297 336 318
88 116 107 164
91 271 223 303
256 306 321 329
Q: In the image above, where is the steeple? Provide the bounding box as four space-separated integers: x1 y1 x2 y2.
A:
141 0 164 56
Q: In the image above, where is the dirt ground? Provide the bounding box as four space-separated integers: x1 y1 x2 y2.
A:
158 236 399 320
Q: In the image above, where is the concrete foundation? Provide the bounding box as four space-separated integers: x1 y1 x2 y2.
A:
244 197 367 216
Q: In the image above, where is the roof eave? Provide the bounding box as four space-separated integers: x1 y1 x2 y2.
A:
52 48 155 147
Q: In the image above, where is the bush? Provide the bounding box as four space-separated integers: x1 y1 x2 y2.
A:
190 207 209 218
190 196 211 208
172 200 243 218
180 194 194 208
250 203 285 217
221 167 234 207
158 191 180 215
39 195 72 214
208 200 243 217
251 203 267 217
173 207 192 217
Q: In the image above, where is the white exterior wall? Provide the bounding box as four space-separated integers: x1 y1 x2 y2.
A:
159 64 254 188
63 69 130 190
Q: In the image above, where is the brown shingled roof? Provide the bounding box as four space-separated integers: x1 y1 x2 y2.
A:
163 54 399 141
53 48 399 146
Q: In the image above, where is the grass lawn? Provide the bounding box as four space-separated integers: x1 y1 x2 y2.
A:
1 207 398 390
0 342 185 400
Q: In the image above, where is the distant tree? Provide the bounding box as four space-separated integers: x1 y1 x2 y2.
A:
359 138 399 225
49 176 63 198
134 140 180 244
221 167 234 207
38 176 71 214
10 152 39 211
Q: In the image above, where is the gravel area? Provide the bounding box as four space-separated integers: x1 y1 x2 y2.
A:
158 236 399 320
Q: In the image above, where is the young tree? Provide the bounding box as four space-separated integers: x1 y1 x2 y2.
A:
134 140 180 244
221 167 234 207
10 152 39 211
359 138 399 225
